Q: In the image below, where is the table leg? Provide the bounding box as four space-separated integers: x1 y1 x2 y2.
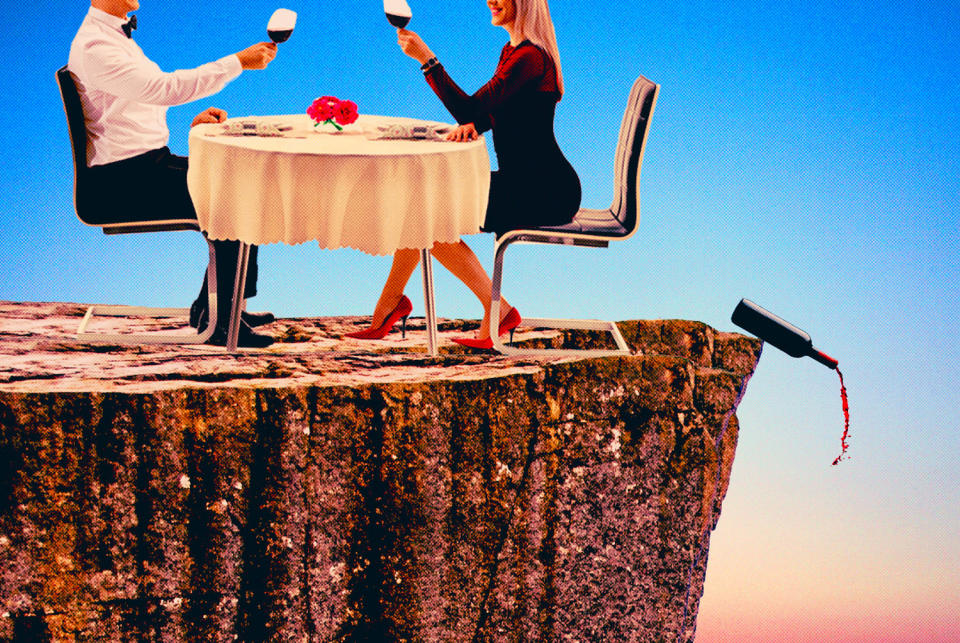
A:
226 242 251 352
420 248 438 356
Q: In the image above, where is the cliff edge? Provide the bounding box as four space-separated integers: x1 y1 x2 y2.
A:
0 302 761 641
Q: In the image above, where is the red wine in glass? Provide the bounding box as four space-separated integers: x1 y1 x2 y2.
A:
267 9 296 43
386 13 411 28
268 29 292 43
384 0 412 28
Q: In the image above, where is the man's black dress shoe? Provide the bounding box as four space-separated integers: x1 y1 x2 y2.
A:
189 301 276 330
206 322 275 348
241 311 277 327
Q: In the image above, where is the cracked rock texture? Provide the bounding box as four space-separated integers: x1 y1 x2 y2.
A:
0 301 761 641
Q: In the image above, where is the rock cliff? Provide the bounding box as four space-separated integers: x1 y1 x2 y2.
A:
0 301 761 641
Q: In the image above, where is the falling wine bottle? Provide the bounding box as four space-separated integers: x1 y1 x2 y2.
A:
267 8 297 43
731 298 838 369
384 0 412 28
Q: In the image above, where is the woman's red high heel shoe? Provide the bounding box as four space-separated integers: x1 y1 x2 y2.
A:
452 307 521 350
345 295 413 340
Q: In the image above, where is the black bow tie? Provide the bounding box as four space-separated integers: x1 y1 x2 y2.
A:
121 14 137 38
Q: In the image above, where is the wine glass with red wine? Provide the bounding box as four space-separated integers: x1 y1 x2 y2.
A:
384 0 412 28
267 8 297 43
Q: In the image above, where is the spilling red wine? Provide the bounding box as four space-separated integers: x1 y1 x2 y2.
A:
386 12 411 28
732 298 851 464
268 29 292 43
732 299 837 369
831 368 851 465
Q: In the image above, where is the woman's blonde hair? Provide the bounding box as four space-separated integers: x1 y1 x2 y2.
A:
512 0 564 95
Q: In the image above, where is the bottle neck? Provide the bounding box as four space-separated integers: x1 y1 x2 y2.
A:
810 348 838 370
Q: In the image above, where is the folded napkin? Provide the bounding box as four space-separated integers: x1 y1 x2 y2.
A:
219 120 293 137
365 121 452 140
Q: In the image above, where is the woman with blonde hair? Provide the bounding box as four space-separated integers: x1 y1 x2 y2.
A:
346 0 580 348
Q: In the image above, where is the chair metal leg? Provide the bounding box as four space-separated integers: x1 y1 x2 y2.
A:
76 239 218 345
421 248 439 356
489 236 632 357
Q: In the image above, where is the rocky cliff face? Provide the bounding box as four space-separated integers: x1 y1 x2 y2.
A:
0 302 761 641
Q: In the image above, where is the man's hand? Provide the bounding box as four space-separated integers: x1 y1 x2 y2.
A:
236 42 278 70
191 107 227 127
445 123 479 142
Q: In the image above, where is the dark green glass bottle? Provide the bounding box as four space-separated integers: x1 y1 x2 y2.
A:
732 299 838 369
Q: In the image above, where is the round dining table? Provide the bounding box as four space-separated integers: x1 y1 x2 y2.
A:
187 114 491 352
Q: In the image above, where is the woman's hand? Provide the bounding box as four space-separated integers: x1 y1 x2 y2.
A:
397 28 434 64
445 123 479 142
191 107 227 127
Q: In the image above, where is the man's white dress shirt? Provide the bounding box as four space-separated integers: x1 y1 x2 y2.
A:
68 7 242 167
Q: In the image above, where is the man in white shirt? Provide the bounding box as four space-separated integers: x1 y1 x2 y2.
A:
68 0 278 347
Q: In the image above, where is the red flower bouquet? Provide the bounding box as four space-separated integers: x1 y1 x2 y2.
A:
307 95 359 131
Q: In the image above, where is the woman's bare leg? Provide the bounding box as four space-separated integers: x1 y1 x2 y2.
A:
367 248 420 328
429 240 512 339
361 241 512 338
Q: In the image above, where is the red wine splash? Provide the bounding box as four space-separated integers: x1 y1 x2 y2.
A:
831 367 850 465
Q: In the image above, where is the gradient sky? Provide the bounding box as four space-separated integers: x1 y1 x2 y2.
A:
2 1 958 639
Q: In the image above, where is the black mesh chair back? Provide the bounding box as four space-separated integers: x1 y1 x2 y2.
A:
56 65 93 220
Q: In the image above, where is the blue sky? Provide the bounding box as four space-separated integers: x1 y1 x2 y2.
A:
2 1 959 638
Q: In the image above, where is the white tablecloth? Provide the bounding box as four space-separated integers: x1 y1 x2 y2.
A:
187 114 490 255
